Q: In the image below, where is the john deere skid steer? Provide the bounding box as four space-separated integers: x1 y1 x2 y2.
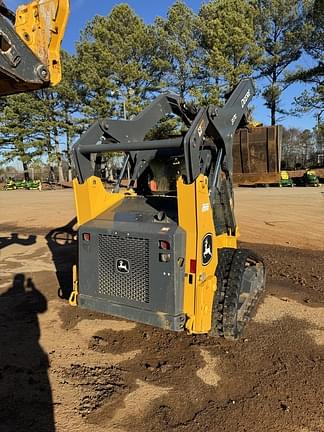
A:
0 0 69 96
71 79 266 339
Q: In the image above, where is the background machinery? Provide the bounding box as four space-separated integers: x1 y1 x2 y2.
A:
0 0 69 96
303 169 320 187
280 170 294 187
71 78 266 339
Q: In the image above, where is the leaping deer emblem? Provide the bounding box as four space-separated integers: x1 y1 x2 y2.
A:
117 259 130 273
203 238 211 258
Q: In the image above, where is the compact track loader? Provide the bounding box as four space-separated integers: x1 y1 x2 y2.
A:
0 0 69 96
71 79 266 339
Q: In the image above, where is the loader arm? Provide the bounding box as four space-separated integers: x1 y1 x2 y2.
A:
184 79 255 182
73 78 255 237
0 0 69 96
73 79 255 187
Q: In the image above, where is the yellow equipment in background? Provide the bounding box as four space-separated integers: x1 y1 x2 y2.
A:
0 0 69 96
15 0 69 87
279 171 294 187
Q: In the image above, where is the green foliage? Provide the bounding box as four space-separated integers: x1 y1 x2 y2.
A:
0 93 45 167
144 116 184 140
255 0 314 124
288 0 323 119
305 0 324 59
153 1 202 99
261 84 288 118
293 85 323 116
1 0 323 174
76 4 164 119
0 50 82 174
34 51 84 168
199 0 261 101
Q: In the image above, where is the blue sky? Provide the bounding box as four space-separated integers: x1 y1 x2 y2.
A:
8 0 317 130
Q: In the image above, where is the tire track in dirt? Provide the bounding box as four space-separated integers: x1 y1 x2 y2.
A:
81 297 324 432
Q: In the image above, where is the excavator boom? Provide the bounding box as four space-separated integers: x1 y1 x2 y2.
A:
0 0 69 96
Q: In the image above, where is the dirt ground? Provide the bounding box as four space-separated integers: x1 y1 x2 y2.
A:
0 187 323 432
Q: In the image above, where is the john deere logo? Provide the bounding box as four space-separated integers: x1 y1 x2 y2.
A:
202 234 212 266
116 258 130 274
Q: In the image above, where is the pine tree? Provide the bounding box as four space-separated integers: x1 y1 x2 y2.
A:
255 0 313 125
289 0 323 120
199 0 260 103
75 4 164 120
37 51 83 181
0 93 46 179
153 1 203 100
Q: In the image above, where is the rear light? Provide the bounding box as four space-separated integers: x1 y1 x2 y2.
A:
159 253 171 262
82 232 91 242
159 240 170 250
190 259 196 274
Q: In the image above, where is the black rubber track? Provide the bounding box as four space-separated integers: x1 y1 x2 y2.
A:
210 248 265 340
210 248 235 337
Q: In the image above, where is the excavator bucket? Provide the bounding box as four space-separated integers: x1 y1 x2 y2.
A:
0 0 69 96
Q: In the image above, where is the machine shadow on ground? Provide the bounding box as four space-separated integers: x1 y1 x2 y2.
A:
45 217 77 300
0 274 55 432
0 233 36 250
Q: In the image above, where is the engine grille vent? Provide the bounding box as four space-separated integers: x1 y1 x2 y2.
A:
98 234 149 303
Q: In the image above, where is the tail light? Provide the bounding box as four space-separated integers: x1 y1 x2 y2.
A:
190 259 196 274
82 232 91 242
159 240 170 250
